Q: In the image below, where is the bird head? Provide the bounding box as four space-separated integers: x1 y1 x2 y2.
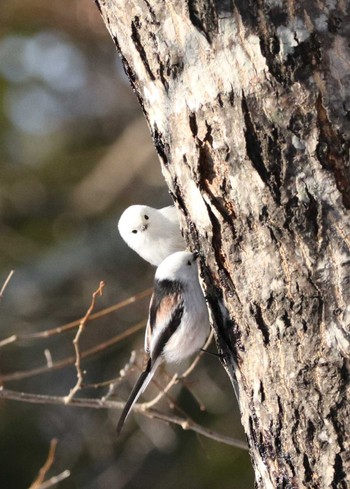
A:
155 251 199 282
118 205 162 247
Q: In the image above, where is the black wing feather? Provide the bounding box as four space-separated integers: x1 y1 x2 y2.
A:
149 279 183 334
152 301 184 360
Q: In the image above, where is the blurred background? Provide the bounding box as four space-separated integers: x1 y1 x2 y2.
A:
0 1 253 487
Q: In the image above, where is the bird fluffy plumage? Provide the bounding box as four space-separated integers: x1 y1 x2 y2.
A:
118 205 185 266
116 251 210 435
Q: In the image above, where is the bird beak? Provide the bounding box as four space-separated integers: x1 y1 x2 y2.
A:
141 224 148 231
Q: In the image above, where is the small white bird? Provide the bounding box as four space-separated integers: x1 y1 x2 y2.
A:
116 251 210 435
118 205 185 266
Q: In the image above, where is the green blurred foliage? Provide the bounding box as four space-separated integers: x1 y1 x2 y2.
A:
0 1 254 488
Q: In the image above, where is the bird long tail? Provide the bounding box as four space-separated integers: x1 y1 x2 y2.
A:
116 357 160 436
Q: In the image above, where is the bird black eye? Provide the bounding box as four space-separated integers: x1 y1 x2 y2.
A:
144 215 149 220
132 230 137 234
187 260 191 266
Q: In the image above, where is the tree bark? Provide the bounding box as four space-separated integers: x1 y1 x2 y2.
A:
95 0 350 487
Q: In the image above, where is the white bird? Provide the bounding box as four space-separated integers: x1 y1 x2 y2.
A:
116 251 210 435
118 205 185 266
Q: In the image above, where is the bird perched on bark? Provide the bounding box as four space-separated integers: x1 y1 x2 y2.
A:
118 205 185 266
116 251 210 435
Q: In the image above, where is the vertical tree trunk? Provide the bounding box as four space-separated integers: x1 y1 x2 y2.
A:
95 0 350 486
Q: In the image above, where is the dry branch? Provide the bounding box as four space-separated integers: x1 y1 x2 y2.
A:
64 281 105 403
33 471 70 489
0 287 152 348
0 387 247 450
29 438 57 489
0 320 146 383
0 270 14 301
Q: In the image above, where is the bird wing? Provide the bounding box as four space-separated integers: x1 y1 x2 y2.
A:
148 279 184 352
116 279 184 435
146 277 184 354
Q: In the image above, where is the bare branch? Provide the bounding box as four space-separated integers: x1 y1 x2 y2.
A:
44 350 53 368
145 408 248 451
0 270 14 301
29 438 58 489
0 287 152 347
34 471 71 489
101 350 138 400
0 387 248 450
0 320 146 383
64 282 105 403
0 334 17 348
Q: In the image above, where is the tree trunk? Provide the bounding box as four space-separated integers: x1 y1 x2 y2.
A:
95 0 350 486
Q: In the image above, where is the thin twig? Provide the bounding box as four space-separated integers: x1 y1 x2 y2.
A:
146 408 248 450
44 350 53 368
0 335 17 347
29 438 58 489
0 270 14 300
140 373 179 410
135 364 187 418
101 350 138 400
182 382 207 412
35 470 71 489
0 387 248 450
64 282 105 403
0 287 152 347
0 320 146 383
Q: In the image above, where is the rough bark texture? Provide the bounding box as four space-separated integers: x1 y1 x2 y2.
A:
95 1 350 487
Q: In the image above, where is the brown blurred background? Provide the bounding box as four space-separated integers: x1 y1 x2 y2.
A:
0 1 253 487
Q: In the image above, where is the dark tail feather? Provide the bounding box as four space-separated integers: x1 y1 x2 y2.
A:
116 357 153 436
